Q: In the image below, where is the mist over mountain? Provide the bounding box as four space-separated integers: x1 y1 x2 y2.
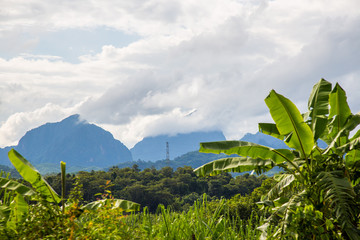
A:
0 114 298 175
130 131 226 162
0 114 132 169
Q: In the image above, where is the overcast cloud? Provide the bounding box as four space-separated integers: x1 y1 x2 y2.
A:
0 0 360 148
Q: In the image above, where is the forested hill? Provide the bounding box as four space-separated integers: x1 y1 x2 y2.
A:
114 151 223 171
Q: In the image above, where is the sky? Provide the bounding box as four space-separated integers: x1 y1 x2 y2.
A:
1 0 360 148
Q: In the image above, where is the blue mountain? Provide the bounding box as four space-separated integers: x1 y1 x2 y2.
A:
240 132 288 148
0 114 132 170
130 131 226 162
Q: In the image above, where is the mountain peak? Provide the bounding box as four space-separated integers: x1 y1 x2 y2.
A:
0 115 132 170
60 114 85 125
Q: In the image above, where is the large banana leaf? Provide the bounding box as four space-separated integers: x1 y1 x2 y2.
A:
258 190 307 239
193 157 274 177
273 190 307 239
345 149 360 169
328 83 352 145
263 174 295 201
8 149 61 203
7 193 28 230
316 171 360 240
325 114 360 154
306 79 332 140
265 90 314 158
350 128 360 142
336 137 360 155
0 177 37 199
199 141 295 164
82 198 140 212
258 123 284 140
0 206 11 226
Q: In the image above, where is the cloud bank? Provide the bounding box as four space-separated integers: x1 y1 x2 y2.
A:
1 0 359 148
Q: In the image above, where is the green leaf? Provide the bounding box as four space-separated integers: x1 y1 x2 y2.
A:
350 128 360 141
82 199 140 212
257 222 270 240
316 171 360 240
0 177 37 199
336 137 360 154
265 90 314 157
328 83 352 145
325 114 360 154
264 174 295 200
258 123 284 140
8 149 60 203
0 205 11 226
193 157 274 177
345 149 360 169
270 190 307 239
306 79 332 140
61 161 66 214
7 193 28 229
199 141 295 164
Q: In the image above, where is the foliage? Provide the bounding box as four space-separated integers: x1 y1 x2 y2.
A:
0 149 140 239
45 165 266 213
0 165 20 179
194 79 360 239
0 149 273 239
41 193 271 240
0 170 274 239
115 151 225 172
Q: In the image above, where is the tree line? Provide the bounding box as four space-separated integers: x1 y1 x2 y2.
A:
45 165 267 212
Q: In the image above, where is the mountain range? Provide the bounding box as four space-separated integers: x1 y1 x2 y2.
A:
0 114 287 174
0 115 132 171
130 131 226 162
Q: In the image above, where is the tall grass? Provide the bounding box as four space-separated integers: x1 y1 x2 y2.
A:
121 195 270 240
1 165 271 239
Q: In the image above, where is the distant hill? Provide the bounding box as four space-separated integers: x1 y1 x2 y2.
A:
130 131 226 162
117 132 286 176
0 115 132 173
114 151 224 171
0 164 21 178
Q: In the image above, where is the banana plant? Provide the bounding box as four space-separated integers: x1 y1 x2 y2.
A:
0 149 140 230
0 173 37 229
194 79 360 239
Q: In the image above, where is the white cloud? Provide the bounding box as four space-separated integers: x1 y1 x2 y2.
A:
0 0 360 148
0 103 80 147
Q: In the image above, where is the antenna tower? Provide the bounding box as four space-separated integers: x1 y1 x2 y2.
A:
166 142 170 164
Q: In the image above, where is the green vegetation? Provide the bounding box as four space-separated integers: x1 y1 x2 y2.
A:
0 78 359 239
195 79 360 239
0 150 139 239
46 165 265 213
1 149 268 239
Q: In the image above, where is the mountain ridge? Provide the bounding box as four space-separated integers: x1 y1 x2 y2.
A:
0 114 288 174
0 114 132 169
